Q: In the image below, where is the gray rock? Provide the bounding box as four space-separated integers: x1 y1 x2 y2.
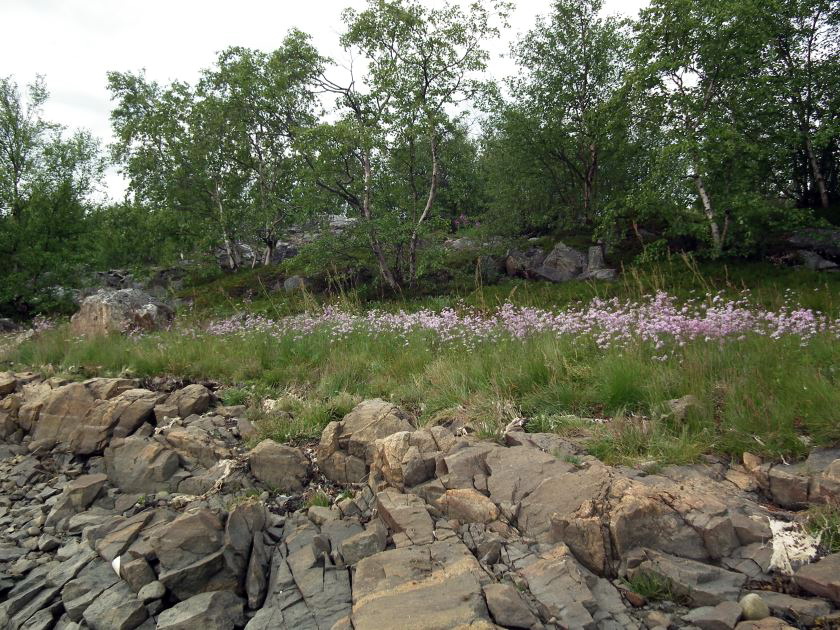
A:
82 581 147 630
156 591 245 630
751 590 831 626
249 440 309 492
739 593 769 621
684 601 743 630
339 527 387 566
794 552 840 604
137 580 166 603
70 288 173 336
483 582 539 629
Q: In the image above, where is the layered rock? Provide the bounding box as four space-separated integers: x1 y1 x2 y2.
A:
70 288 174 336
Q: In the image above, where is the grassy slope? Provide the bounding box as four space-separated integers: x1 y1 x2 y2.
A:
3 256 839 466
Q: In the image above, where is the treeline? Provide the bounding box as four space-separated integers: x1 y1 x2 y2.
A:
1 0 838 314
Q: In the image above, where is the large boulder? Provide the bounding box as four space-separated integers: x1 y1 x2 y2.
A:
788 228 840 261
317 399 414 483
157 591 246 629
156 384 212 420
104 437 183 493
505 248 546 278
794 553 840 604
249 440 309 492
534 242 587 282
70 288 173 336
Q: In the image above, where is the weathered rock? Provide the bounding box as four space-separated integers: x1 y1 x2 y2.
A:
794 552 840 604
163 384 211 418
482 583 539 629
439 488 499 524
61 559 121 621
104 437 182 493
351 540 492 629
153 509 236 600
318 399 413 483
534 242 586 282
283 276 312 293
376 491 434 546
739 593 770 621
627 548 746 606
30 383 96 451
684 601 743 630
0 372 17 396
339 526 387 566
71 288 173 336
249 440 309 492
82 580 147 630
156 591 246 630
69 389 159 455
45 473 108 529
734 620 796 630
751 590 832 626
505 248 546 278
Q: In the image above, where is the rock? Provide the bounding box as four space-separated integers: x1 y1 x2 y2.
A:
249 440 309 492
317 399 413 484
45 473 108 528
120 557 157 592
798 249 839 271
505 248 546 278
739 593 769 621
137 580 166 603
69 389 159 455
339 527 387 566
794 552 840 604
283 276 312 293
153 509 235 601
734 620 796 630
788 228 840 260
82 580 147 630
439 488 499 524
163 384 211 418
534 242 586 282
751 590 831 626
376 491 434 546
351 540 492 629
684 601 743 630
104 437 182 493
156 591 245 630
627 548 746 606
767 465 809 508
482 583 539 629
70 288 173 336
0 372 17 396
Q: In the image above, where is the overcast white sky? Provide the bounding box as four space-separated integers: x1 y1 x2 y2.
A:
1 0 648 199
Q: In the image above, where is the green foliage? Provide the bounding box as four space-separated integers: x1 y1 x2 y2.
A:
0 76 104 317
621 571 684 603
804 503 840 554
306 490 331 508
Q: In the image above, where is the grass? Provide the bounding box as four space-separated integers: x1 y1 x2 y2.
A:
621 571 686 603
306 490 332 508
2 259 838 467
804 503 840 553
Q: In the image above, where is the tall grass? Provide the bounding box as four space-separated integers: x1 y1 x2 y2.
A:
5 318 838 466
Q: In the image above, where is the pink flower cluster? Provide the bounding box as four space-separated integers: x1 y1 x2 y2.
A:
205 292 840 356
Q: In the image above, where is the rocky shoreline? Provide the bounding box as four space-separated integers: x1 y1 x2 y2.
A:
1 372 839 629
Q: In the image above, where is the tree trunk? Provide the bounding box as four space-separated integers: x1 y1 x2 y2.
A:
804 134 830 209
213 183 238 271
693 173 722 257
361 151 400 291
582 143 597 224
408 132 439 287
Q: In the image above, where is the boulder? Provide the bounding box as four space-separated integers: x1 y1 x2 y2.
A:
505 248 546 278
684 601 743 630
317 399 413 483
788 228 840 260
482 583 539 629
439 488 499 524
351 540 492 629
248 440 309 492
794 552 840 604
798 249 839 271
534 242 586 282
70 288 173 336
0 372 17 397
69 389 159 455
104 437 182 493
156 591 245 630
376 491 434 546
161 384 212 419
283 276 312 293
739 593 770 620
82 580 147 630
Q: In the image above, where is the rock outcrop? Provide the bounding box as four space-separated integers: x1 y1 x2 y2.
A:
506 241 618 283
70 288 174 336
1 382 838 629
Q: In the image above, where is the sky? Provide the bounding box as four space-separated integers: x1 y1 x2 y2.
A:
1 0 648 199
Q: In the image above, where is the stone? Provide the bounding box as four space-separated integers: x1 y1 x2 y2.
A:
0 372 17 396
767 465 809 508
684 601 743 630
317 399 413 483
439 488 499 524
751 590 831 626
283 275 312 293
739 593 769 621
249 440 309 492
627 548 746 606
120 557 157 592
70 288 173 336
153 509 235 600
156 591 246 630
734 620 796 630
82 580 147 630
163 384 211 418
534 242 586 282
61 559 120 621
483 583 539 629
29 383 96 451
138 580 166 603
104 437 181 493
794 552 840 604
339 527 387 566
376 491 434 545
505 248 546 278
351 540 492 629
45 473 108 528
69 389 158 454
